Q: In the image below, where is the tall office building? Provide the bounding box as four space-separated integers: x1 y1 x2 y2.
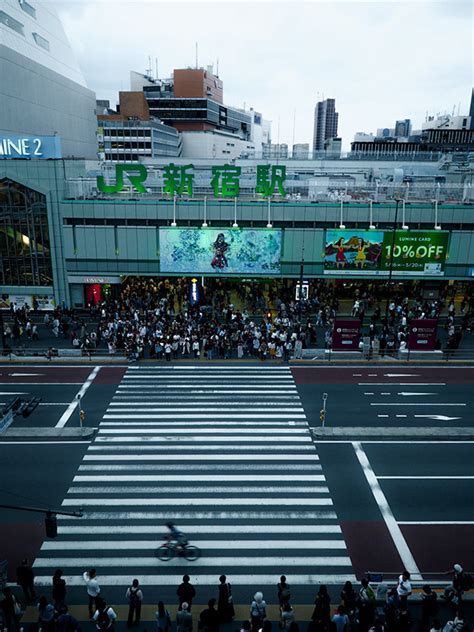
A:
312 98 339 152
0 0 97 158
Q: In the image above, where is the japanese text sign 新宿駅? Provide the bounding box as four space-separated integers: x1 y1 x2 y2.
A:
96 163 287 197
324 230 449 276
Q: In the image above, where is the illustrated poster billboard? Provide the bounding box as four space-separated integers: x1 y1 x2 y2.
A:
408 319 438 350
324 230 449 276
332 319 361 350
159 228 282 275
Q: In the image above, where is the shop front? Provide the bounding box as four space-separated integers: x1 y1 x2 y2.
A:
67 276 122 308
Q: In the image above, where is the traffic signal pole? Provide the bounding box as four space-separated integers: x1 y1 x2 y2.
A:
0 504 83 538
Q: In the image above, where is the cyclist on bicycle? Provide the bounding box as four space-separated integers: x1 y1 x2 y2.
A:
165 522 189 550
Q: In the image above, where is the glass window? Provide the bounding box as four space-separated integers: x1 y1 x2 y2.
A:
32 32 50 50
0 10 24 35
19 0 36 18
0 179 52 286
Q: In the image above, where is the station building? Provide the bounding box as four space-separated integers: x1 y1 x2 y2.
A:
1 156 474 310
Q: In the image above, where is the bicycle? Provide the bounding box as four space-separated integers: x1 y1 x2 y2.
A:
156 540 201 562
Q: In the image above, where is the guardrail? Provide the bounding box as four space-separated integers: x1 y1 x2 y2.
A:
1 345 474 362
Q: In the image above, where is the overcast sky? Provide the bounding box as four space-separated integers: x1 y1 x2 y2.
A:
54 0 472 149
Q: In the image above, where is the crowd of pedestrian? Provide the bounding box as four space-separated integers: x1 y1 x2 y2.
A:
2 279 473 359
1 563 472 632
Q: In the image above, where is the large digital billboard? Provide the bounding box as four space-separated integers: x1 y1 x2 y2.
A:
324 230 449 276
159 228 282 274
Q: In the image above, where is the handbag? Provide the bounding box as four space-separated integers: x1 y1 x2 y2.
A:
227 583 233 604
13 596 22 616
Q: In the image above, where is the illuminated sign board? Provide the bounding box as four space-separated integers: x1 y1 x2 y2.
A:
324 230 449 276
97 163 287 198
159 228 282 275
0 134 61 159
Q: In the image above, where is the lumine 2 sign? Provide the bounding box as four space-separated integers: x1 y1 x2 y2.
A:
96 163 287 197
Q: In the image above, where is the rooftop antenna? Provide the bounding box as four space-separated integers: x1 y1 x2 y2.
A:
155 57 158 81
146 55 152 78
216 58 219 77
452 104 456 116
195 42 198 69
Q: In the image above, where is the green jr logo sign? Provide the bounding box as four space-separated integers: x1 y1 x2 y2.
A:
97 163 287 197
96 164 148 194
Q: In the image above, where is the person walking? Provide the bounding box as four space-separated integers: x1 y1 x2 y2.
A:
311 585 331 627
199 598 219 632
83 568 101 619
57 605 80 632
93 597 117 632
250 592 267 632
397 571 412 609
277 576 291 607
358 579 376 631
16 559 36 603
332 606 349 632
126 578 143 627
280 603 295 631
155 601 172 632
1 587 21 632
217 575 234 623
52 569 67 610
176 602 193 632
177 575 196 611
37 596 56 632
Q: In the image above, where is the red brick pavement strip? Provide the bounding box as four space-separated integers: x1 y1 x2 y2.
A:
400 524 474 573
0 367 93 383
291 366 474 385
339 520 403 580
93 367 127 384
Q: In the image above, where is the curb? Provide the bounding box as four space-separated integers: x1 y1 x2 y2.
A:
0 427 97 442
310 427 474 440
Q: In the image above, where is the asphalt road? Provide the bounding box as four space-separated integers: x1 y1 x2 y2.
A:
0 363 473 612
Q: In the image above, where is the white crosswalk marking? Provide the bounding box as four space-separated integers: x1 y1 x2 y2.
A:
33 366 355 587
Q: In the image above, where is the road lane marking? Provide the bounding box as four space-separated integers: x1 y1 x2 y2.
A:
103 413 307 419
359 383 446 386
42 539 345 550
398 521 474 525
377 476 474 480
83 452 316 460
55 367 101 429
364 392 375 395
100 421 308 426
73 474 326 482
61 497 334 507
378 415 389 418
384 373 420 377
55 509 337 519
57 524 343 534
86 444 315 451
370 403 465 407
398 392 437 396
396 415 407 418
117 387 297 392
352 441 422 579
67 485 329 494
0 441 92 445
105 408 305 413
32 555 352 568
414 415 462 421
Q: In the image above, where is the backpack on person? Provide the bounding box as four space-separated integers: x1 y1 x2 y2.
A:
128 588 140 607
96 609 110 631
251 602 266 619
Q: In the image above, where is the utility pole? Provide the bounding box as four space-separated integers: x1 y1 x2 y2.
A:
320 392 328 428
385 199 400 325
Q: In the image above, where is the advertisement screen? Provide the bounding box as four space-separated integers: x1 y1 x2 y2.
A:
324 230 384 272
159 228 282 275
380 231 449 274
324 230 449 276
332 319 361 350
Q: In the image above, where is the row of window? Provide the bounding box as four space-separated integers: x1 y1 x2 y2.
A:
0 7 49 50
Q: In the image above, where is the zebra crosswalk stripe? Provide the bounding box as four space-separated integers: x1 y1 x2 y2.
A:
33 365 354 586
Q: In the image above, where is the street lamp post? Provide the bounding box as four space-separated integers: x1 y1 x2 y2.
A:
232 197 238 228
385 199 400 324
171 193 177 227
266 196 272 228
202 196 208 228
369 199 375 229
